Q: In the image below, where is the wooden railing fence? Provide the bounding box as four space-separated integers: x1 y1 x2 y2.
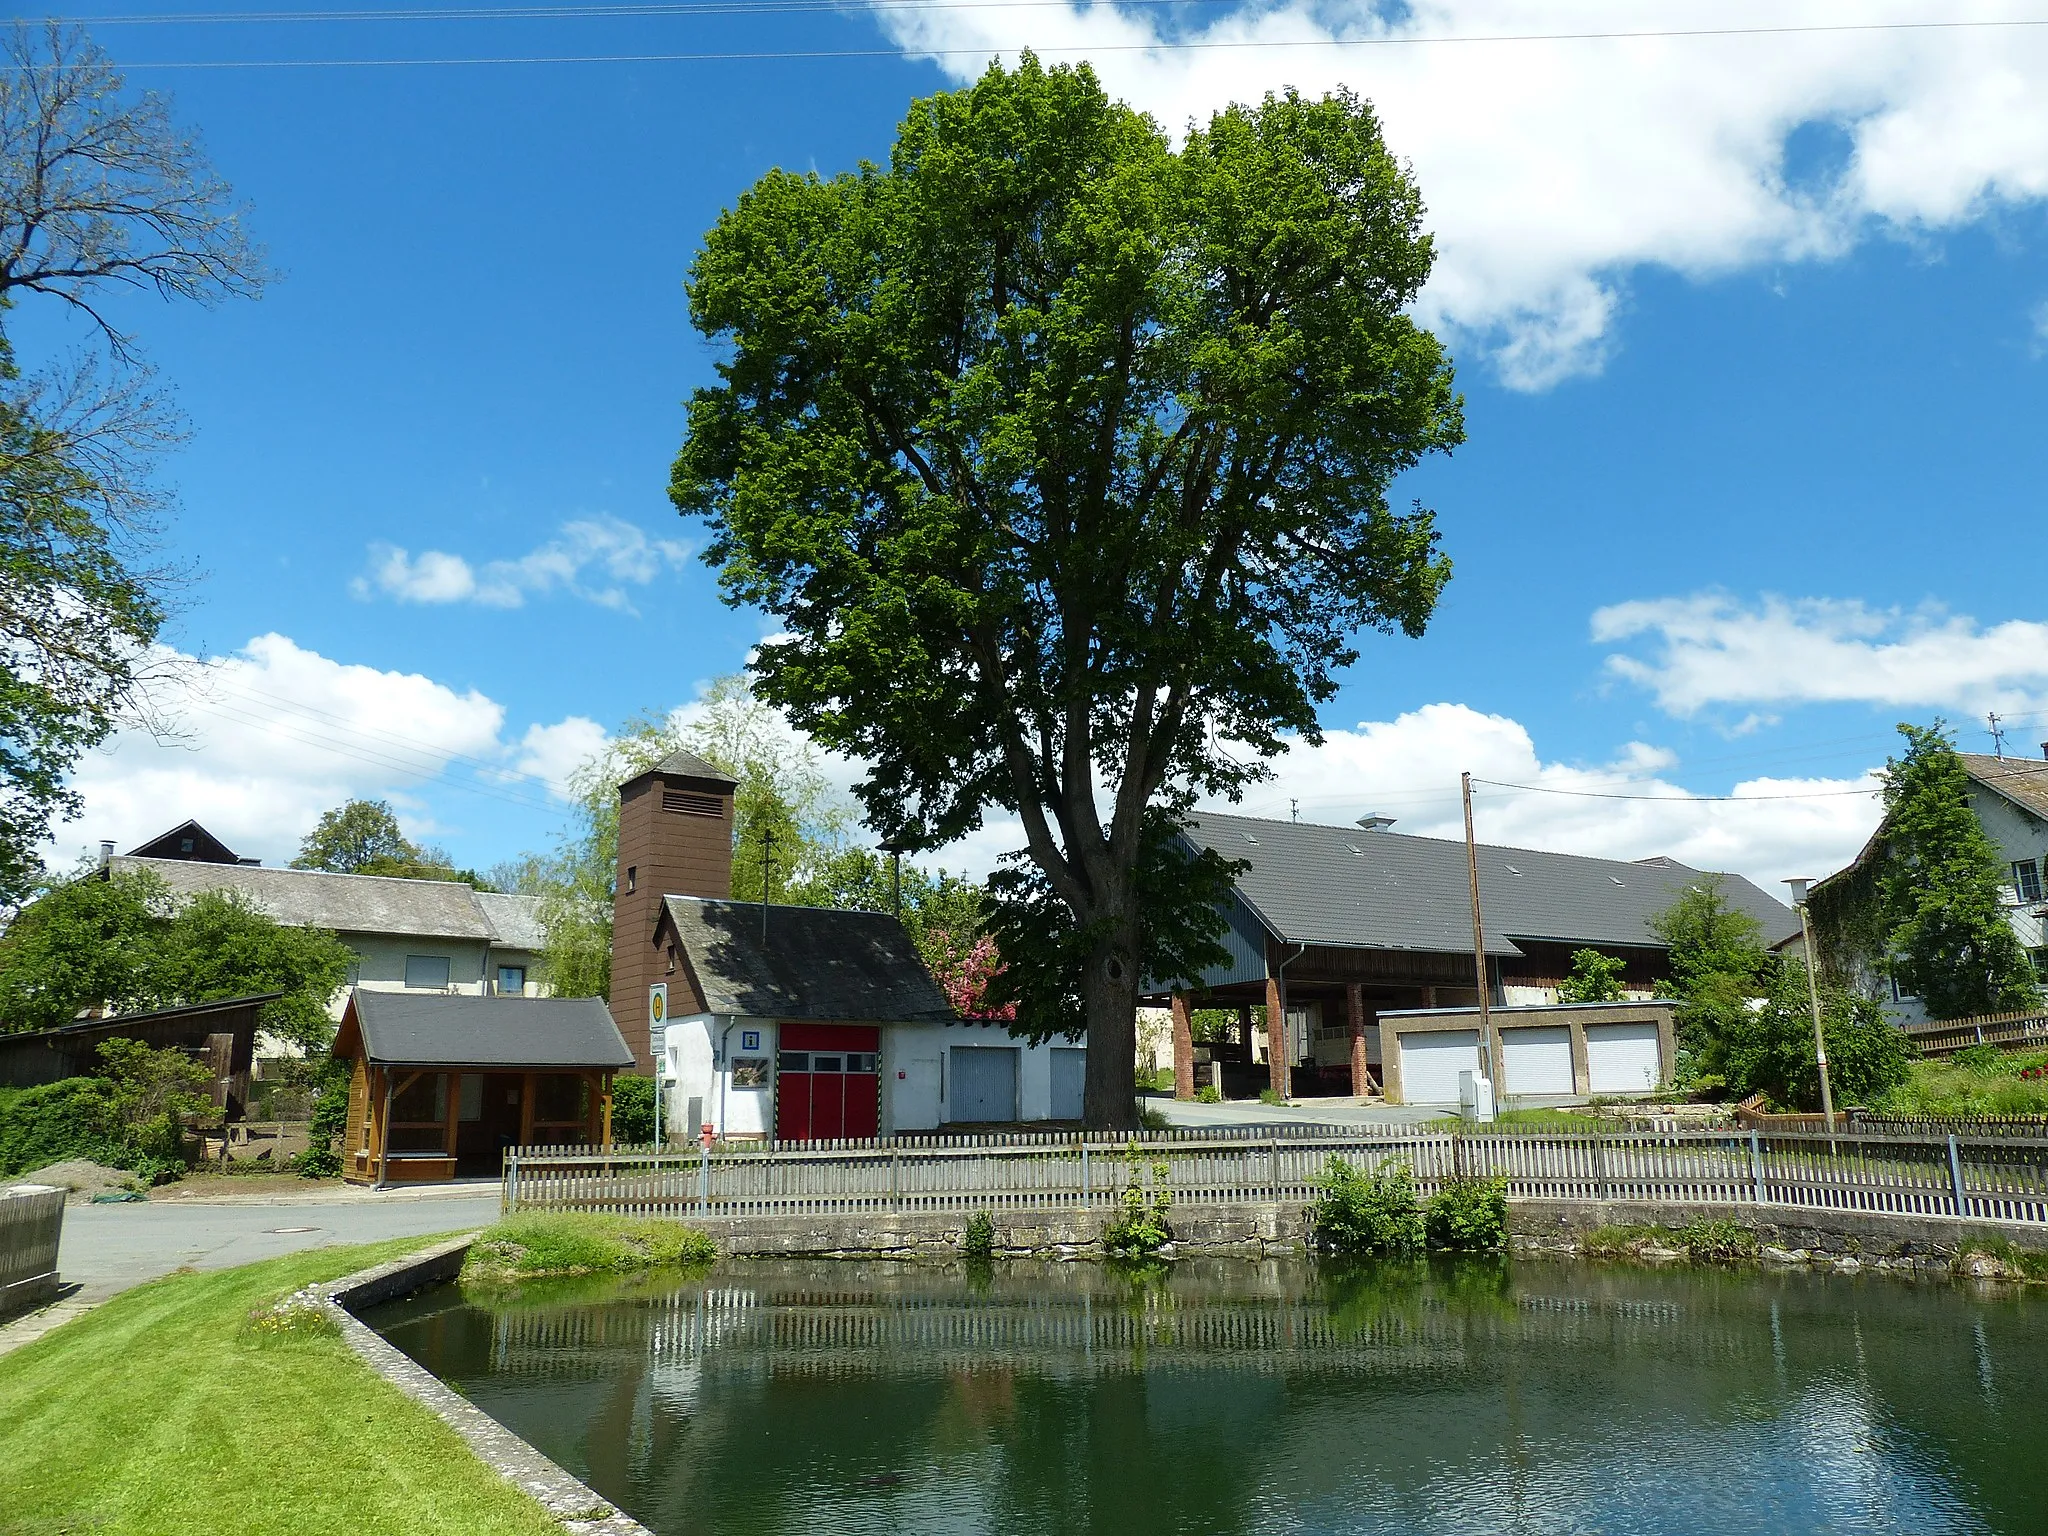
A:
500 1125 2048 1228
1904 1012 2048 1058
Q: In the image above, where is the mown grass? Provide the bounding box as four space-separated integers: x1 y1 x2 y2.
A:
1874 1050 2048 1119
461 1211 716 1284
0 1238 564 1536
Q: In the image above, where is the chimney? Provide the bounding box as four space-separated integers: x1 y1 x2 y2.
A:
608 751 737 1072
98 839 115 869
1356 815 1397 832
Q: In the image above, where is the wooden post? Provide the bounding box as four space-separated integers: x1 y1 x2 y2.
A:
1347 984 1370 1098
1170 992 1196 1101
601 1074 614 1147
441 1073 458 1160
519 1071 536 1147
1266 975 1289 1100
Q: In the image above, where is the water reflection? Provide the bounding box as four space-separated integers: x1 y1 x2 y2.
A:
369 1257 2045 1536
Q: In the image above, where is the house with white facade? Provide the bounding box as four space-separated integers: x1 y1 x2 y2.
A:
654 895 1084 1143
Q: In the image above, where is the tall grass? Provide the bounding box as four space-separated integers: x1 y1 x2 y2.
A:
1873 1049 2048 1118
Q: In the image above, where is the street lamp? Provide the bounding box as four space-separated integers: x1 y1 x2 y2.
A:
878 838 912 917
1784 878 1837 1148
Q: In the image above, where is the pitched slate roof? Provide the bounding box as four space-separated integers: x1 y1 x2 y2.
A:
339 991 633 1069
1960 754 2048 823
1179 811 1797 956
621 747 739 789
659 896 954 1023
108 856 545 947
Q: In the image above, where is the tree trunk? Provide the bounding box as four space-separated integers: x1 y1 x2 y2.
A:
1081 921 1142 1130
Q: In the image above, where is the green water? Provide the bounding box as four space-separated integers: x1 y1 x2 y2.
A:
368 1257 2048 1535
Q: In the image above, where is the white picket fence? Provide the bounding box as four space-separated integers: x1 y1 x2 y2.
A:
499 1125 2048 1227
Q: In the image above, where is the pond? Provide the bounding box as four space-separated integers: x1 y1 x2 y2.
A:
367 1257 2048 1535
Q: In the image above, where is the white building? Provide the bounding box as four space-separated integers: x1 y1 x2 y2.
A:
652 895 1085 1143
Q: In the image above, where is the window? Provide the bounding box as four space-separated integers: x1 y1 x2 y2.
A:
1891 975 1921 1003
812 1054 845 1073
626 866 637 893
2015 859 2044 905
458 1074 484 1123
779 1051 810 1072
731 1057 770 1087
497 965 526 995
403 954 452 990
2033 949 2048 979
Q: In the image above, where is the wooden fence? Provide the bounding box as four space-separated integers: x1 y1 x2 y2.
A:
500 1124 2048 1228
1904 1011 2048 1058
1 1184 65 1317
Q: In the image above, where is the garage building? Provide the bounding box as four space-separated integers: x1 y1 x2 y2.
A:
1378 1000 1678 1106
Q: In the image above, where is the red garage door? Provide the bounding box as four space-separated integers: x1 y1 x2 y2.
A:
776 1023 881 1143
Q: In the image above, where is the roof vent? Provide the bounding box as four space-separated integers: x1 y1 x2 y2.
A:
1609 876 1626 886
1241 833 1259 845
1356 815 1397 832
1346 844 1364 855
1504 863 1521 875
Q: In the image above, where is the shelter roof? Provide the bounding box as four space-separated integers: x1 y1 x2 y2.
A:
1179 811 1797 956
657 896 954 1023
106 856 543 945
335 991 633 1069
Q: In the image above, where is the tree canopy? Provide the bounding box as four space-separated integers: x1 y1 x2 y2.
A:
291 798 493 889
1555 949 1627 1003
672 59 1462 1124
0 24 267 901
0 866 350 1049
1871 722 2042 1020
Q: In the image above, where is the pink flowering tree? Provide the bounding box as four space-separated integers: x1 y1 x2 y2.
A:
923 929 1016 1022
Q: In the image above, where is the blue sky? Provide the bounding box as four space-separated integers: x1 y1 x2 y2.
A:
29 1 2048 889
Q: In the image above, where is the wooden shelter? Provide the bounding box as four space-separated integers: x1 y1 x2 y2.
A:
333 991 633 1184
0 993 279 1119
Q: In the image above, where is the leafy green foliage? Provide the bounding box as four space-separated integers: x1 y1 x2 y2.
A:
291 798 493 888
672 59 1462 1123
1873 723 2043 1019
0 869 351 1051
1101 1146 1173 1255
297 1058 348 1178
962 1210 996 1261
1556 949 1627 1003
0 1039 213 1177
1194 1084 1223 1103
0 1074 120 1175
1309 1155 1425 1256
1424 1176 1510 1251
1875 1049 2048 1118
1718 960 1912 1110
609 1074 655 1144
1650 877 1772 1094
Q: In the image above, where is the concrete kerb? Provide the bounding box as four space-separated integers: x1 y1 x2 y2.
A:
313 1235 650 1536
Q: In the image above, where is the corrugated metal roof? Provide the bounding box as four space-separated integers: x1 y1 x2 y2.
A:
660 896 954 1023
109 857 545 946
1960 753 2048 823
1180 812 1798 956
346 991 633 1068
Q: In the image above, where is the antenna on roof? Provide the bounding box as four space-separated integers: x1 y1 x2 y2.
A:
1989 711 2007 758
1290 798 1299 822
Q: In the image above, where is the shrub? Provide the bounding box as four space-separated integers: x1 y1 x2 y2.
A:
1195 1085 1222 1104
0 1077 122 1175
962 1210 995 1261
610 1075 656 1144
1678 1218 1758 1264
296 1059 349 1178
1257 1087 1281 1105
1309 1155 1424 1256
1425 1176 1509 1252
1138 1103 1170 1132
1557 949 1627 1003
1102 1146 1173 1256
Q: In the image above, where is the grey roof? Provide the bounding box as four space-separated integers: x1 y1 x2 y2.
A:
622 747 739 789
108 857 545 947
1961 753 2048 823
1180 811 1798 957
344 991 633 1069
660 896 954 1023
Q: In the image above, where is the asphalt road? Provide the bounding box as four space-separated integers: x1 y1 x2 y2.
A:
52 1190 503 1304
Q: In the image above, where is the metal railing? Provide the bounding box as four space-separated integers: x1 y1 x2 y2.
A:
499 1124 2048 1227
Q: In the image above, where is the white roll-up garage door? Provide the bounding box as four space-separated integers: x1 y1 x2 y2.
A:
1397 1029 1483 1105
1500 1026 1574 1096
1585 1022 1662 1094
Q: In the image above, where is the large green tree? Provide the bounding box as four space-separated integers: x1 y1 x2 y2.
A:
1649 876 1771 1089
0 24 266 899
291 798 492 888
672 60 1462 1126
1874 723 2041 1020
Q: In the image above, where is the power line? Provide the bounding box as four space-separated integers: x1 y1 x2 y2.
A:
16 12 2048 69
47 0 1238 22
1471 777 1879 804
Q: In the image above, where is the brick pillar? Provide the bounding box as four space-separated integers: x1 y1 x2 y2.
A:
1348 982 1370 1098
1266 974 1290 1100
1170 992 1196 1101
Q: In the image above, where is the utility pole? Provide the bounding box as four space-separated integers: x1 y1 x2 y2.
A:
1461 772 1496 1088
1989 711 2007 758
879 838 909 917
760 827 775 942
1785 878 1837 1152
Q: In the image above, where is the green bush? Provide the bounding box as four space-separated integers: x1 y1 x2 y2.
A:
1875 1053 2048 1119
1195 1084 1222 1104
0 1076 123 1175
1102 1147 1173 1256
1257 1087 1281 1105
1309 1155 1424 1256
1678 1218 1758 1264
610 1075 656 1144
962 1210 995 1260
295 1059 350 1178
1721 962 1911 1109
1425 1176 1509 1251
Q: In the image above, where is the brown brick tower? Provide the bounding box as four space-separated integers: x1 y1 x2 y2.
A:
609 748 738 1070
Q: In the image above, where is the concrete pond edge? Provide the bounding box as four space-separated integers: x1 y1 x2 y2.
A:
311 1235 651 1536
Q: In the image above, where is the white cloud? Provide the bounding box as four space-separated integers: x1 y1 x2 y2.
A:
353 515 691 612
1203 702 1881 892
873 0 2048 386
512 716 610 799
1593 593 2048 718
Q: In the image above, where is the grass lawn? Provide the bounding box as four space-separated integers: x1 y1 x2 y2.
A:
0 1238 564 1536
1875 1050 2048 1118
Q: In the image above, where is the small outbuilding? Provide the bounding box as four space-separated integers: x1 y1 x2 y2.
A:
1378 1000 1677 1106
0 993 280 1119
332 991 633 1184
